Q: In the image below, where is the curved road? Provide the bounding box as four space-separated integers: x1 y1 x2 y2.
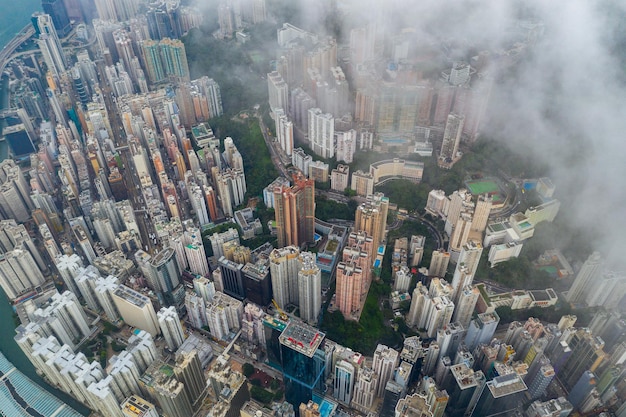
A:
0 25 35 74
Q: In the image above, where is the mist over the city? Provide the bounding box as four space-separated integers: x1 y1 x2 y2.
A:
268 0 626 268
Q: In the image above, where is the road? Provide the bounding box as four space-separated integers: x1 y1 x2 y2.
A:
407 214 445 250
0 25 34 74
257 113 290 178
95 60 157 253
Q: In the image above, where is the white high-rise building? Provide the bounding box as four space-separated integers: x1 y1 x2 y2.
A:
127 330 158 373
34 14 67 77
372 344 399 397
429 250 450 278
208 228 239 259
439 113 464 163
87 377 123 417
471 194 492 233
407 281 455 338
334 359 356 405
425 190 447 217
450 264 473 306
424 296 455 339
464 311 500 350
297 251 321 325
452 286 479 329
567 252 603 304
0 248 46 300
157 306 185 351
351 366 377 412
308 108 335 159
184 243 210 277
185 293 207 329
444 189 473 235
189 185 210 226
335 129 356 163
407 282 428 327
193 276 215 303
449 213 473 257
94 275 120 321
437 322 466 359
275 109 294 156
394 266 412 292
0 160 34 223
108 351 142 399
331 164 350 192
74 265 101 311
455 240 483 277
56 254 84 299
33 291 92 349
267 71 288 113
216 168 246 217
112 285 160 336
269 246 300 309
205 291 243 341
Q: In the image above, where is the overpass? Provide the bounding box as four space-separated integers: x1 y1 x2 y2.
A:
0 25 35 74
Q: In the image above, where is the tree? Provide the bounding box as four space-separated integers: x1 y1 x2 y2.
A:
269 378 280 391
250 386 274 404
242 363 255 378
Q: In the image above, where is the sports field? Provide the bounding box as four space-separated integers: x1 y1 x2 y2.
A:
466 179 500 195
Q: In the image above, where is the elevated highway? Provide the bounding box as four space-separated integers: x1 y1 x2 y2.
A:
0 25 35 74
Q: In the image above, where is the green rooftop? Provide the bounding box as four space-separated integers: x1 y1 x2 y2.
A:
159 365 174 377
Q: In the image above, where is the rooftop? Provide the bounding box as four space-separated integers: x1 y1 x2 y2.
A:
487 373 527 398
279 321 325 357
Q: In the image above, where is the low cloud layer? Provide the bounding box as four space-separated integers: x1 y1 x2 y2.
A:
194 0 626 267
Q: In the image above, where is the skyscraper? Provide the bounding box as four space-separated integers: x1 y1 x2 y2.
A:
455 240 483 278
147 247 182 306
0 160 35 223
566 252 603 304
217 256 246 300
33 14 67 77
451 286 479 329
448 213 473 257
41 0 71 37
174 350 206 406
279 322 326 409
465 312 500 350
373 344 399 397
354 193 389 258
267 71 288 113
141 40 165 84
395 393 433 417
141 38 189 84
557 328 606 391
159 38 190 82
429 250 450 278
269 246 300 309
275 110 294 156
469 371 527 416
334 359 356 406
308 108 335 159
0 248 46 300
157 306 185 351
273 174 315 248
336 262 364 319
298 251 321 325
241 261 272 307
471 194 492 233
112 285 160 336
439 113 464 164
